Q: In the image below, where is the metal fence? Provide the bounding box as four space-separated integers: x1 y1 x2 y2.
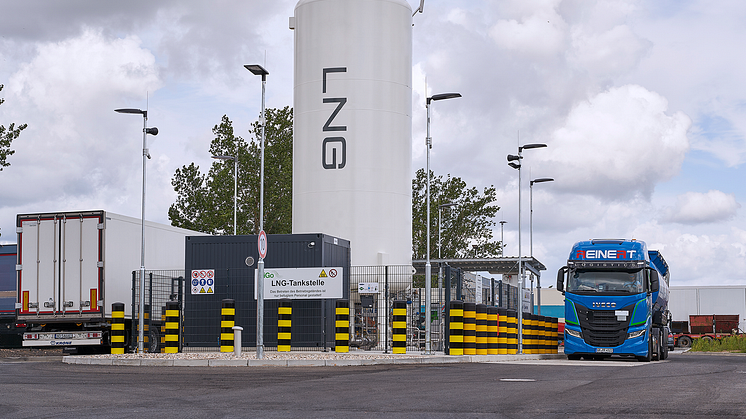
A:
134 266 521 354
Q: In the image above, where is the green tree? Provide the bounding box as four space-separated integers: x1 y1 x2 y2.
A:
412 168 502 261
168 107 293 234
0 84 28 171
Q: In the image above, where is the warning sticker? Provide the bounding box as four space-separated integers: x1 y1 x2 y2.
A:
191 269 215 294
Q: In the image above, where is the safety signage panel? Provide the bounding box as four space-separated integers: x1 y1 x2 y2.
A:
254 267 343 300
191 269 215 295
358 282 379 294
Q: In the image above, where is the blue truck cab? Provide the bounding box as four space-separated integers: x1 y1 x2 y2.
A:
556 239 670 361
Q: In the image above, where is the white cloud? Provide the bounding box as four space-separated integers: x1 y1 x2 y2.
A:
568 24 652 78
661 190 740 224
538 84 691 200
489 1 568 58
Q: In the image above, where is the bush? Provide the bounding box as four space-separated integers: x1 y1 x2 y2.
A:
689 335 746 352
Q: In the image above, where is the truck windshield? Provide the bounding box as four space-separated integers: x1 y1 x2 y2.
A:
567 269 644 294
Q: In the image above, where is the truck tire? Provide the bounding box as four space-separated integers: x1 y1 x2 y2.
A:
678 336 692 348
661 338 669 360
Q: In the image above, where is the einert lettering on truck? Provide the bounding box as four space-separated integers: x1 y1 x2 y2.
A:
556 239 670 362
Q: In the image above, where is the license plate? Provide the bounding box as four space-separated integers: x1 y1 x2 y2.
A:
595 348 613 353
54 333 75 339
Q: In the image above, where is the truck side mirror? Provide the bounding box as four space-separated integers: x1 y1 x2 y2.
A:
556 267 567 292
649 268 660 293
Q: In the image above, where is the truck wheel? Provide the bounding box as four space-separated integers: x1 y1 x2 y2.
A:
678 336 692 348
661 338 669 360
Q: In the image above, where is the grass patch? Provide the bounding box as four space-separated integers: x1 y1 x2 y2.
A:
689 335 746 352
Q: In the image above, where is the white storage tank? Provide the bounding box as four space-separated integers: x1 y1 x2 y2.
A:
290 0 413 267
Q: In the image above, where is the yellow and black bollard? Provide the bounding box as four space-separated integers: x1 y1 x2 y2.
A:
448 300 464 355
335 299 350 353
506 309 518 354
278 299 292 352
540 316 549 354
392 300 407 354
476 304 488 355
220 299 235 353
164 301 179 354
463 303 476 355
550 317 559 354
111 302 125 354
160 306 166 353
497 308 508 354
487 306 499 355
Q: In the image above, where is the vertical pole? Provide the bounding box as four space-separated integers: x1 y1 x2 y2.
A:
517 148 523 354
257 73 267 360
233 157 237 235
138 113 147 354
425 100 432 355
384 266 389 354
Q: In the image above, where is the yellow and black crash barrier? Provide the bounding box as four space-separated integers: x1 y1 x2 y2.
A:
278 298 292 352
536 315 545 354
506 309 518 354
111 302 125 354
448 300 464 355
523 313 535 354
220 299 235 353
487 306 499 355
335 299 350 353
539 316 552 354
497 308 507 354
392 300 407 354
476 304 488 355
551 317 559 353
164 301 179 353
160 306 166 353
463 302 477 355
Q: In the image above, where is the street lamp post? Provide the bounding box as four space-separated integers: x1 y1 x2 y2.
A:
506 142 546 353
114 107 158 353
425 92 461 354
211 155 237 235
245 63 269 359
530 177 553 315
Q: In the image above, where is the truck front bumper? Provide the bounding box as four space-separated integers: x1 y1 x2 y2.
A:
564 330 648 357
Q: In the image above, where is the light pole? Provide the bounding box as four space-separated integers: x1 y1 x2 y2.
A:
425 92 461 354
212 155 237 235
245 63 269 359
114 107 158 353
437 201 456 350
506 142 546 353
499 220 507 256
530 177 553 315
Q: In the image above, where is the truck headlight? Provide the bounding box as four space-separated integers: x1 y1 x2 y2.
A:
566 329 582 339
627 329 645 339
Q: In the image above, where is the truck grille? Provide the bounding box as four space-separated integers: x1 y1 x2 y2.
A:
575 303 634 347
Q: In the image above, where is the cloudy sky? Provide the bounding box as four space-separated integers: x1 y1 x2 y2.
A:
0 0 744 286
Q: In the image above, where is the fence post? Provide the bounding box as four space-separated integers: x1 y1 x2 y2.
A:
220 299 235 353
487 306 498 355
392 300 407 354
164 301 179 353
111 302 125 354
335 299 350 353
278 298 292 352
448 300 463 355
476 304 488 355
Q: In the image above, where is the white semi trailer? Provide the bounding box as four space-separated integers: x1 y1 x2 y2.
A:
15 210 201 350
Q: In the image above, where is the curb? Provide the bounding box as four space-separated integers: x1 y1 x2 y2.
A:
61 353 566 367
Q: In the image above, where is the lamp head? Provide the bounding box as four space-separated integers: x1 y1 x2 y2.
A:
508 162 521 170
519 143 547 152
427 92 461 105
115 108 146 117
144 127 158 136
244 64 269 80
507 154 521 162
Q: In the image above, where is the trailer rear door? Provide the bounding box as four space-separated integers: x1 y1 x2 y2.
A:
18 213 103 320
